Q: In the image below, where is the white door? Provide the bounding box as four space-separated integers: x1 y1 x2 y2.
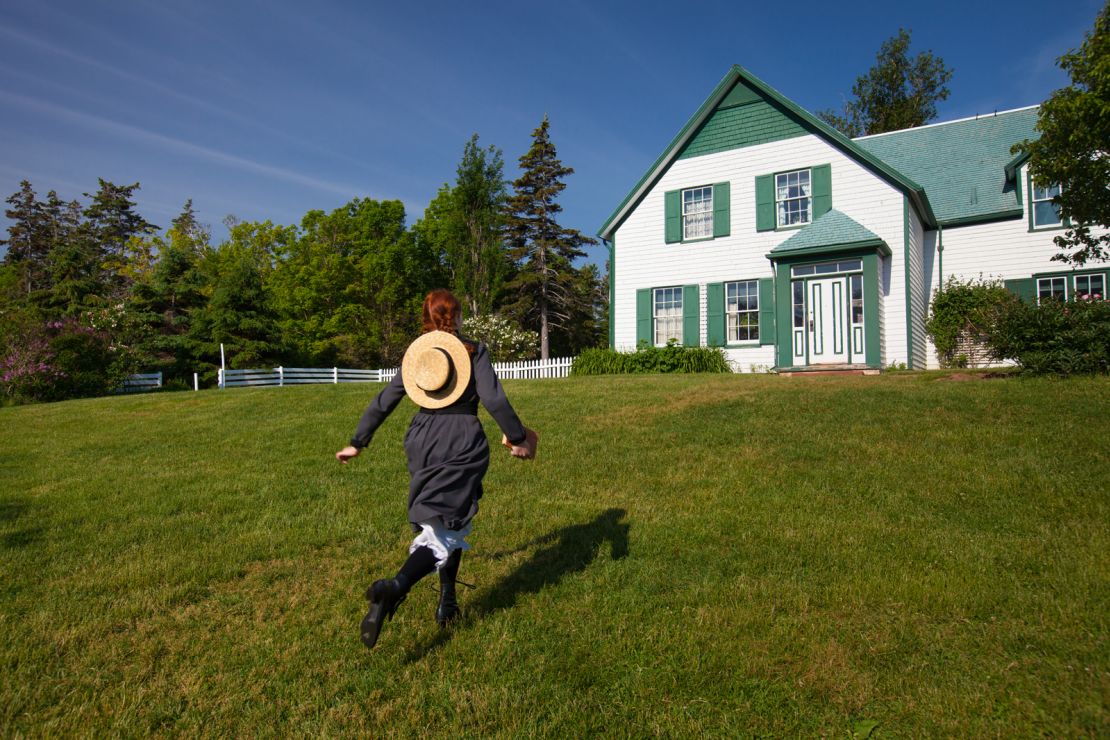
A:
807 277 849 364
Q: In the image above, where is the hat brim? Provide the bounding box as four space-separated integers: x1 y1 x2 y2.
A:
401 331 472 409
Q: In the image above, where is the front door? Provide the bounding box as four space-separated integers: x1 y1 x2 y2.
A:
807 277 849 364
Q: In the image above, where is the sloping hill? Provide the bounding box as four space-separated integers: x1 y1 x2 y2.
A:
1 374 1107 735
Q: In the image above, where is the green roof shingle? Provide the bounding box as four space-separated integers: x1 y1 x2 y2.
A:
854 107 1039 225
770 209 889 257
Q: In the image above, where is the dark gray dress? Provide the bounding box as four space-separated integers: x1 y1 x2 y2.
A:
350 339 526 531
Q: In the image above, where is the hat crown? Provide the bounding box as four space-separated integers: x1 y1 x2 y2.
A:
401 330 471 409
412 347 451 391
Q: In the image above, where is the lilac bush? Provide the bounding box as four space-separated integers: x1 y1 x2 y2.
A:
1 319 122 403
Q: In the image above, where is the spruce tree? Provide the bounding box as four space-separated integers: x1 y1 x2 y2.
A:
503 116 596 359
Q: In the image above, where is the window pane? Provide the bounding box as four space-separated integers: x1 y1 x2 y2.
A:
815 262 837 274
851 275 863 325
1034 201 1062 227
838 260 862 272
793 281 804 328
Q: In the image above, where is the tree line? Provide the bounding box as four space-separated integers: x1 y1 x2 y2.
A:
0 117 607 402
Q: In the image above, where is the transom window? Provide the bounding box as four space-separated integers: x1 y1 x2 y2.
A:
776 169 811 227
682 186 713 240
726 280 759 342
1032 181 1063 228
1037 276 1067 303
1076 274 1105 300
653 287 683 345
791 259 862 277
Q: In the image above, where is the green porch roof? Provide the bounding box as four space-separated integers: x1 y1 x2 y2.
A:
854 107 1039 226
768 209 890 258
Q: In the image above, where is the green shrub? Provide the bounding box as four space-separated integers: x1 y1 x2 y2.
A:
0 319 127 403
571 341 731 375
987 296 1110 375
925 277 1015 367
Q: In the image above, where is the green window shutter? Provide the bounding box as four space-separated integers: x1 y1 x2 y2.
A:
758 277 775 345
706 282 725 346
712 182 730 237
811 164 831 219
636 288 652 346
682 284 700 346
665 190 681 243
755 175 775 231
1003 277 1036 303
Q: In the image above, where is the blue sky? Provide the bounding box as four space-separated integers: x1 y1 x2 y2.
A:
0 0 1102 267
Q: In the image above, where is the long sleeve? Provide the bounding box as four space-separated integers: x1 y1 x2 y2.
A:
473 343 527 445
350 371 407 449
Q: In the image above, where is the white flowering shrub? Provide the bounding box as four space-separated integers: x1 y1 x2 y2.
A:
461 315 538 362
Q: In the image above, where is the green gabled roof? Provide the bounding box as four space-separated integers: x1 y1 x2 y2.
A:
854 107 1039 226
597 65 937 241
768 209 891 258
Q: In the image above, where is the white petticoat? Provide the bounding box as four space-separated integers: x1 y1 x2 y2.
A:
409 517 472 570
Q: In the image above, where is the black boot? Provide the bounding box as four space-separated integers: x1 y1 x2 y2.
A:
435 549 463 627
361 547 439 649
361 574 410 650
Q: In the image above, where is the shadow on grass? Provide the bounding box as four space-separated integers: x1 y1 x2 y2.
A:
401 507 629 663
0 498 40 549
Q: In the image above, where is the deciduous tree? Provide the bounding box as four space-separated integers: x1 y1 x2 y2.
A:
818 29 953 137
1013 1 1110 265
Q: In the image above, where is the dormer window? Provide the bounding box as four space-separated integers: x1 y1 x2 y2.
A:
1032 181 1063 228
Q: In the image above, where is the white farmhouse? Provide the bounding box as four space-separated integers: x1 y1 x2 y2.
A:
598 65 1105 371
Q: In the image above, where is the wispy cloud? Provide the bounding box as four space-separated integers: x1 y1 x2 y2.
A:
0 24 412 181
0 89 365 199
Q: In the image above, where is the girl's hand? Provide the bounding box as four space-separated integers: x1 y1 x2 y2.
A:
336 445 361 464
502 428 539 460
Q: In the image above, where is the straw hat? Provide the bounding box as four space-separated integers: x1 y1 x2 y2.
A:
401 330 472 409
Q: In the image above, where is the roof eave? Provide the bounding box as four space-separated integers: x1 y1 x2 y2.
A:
599 65 939 240
597 67 742 240
767 237 892 260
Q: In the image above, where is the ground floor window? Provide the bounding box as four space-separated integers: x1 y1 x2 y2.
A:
1037 276 1067 303
1075 273 1105 300
653 287 683 345
725 280 759 342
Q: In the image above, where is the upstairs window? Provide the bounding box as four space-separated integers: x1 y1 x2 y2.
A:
1032 181 1063 228
682 186 714 240
776 169 811 227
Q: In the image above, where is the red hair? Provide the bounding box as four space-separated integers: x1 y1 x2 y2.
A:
422 289 460 333
422 289 474 354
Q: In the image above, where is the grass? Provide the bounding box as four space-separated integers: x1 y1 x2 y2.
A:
0 372 1107 736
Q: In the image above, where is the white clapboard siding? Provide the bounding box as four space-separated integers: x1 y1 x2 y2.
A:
117 372 163 393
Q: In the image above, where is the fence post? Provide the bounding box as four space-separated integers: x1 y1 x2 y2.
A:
279 366 284 387
333 367 338 384
194 372 199 391
218 368 224 389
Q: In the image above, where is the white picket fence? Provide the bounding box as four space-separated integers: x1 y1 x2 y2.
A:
491 356 573 379
218 357 571 389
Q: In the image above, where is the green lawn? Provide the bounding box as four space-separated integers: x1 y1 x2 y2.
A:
1 373 1107 736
